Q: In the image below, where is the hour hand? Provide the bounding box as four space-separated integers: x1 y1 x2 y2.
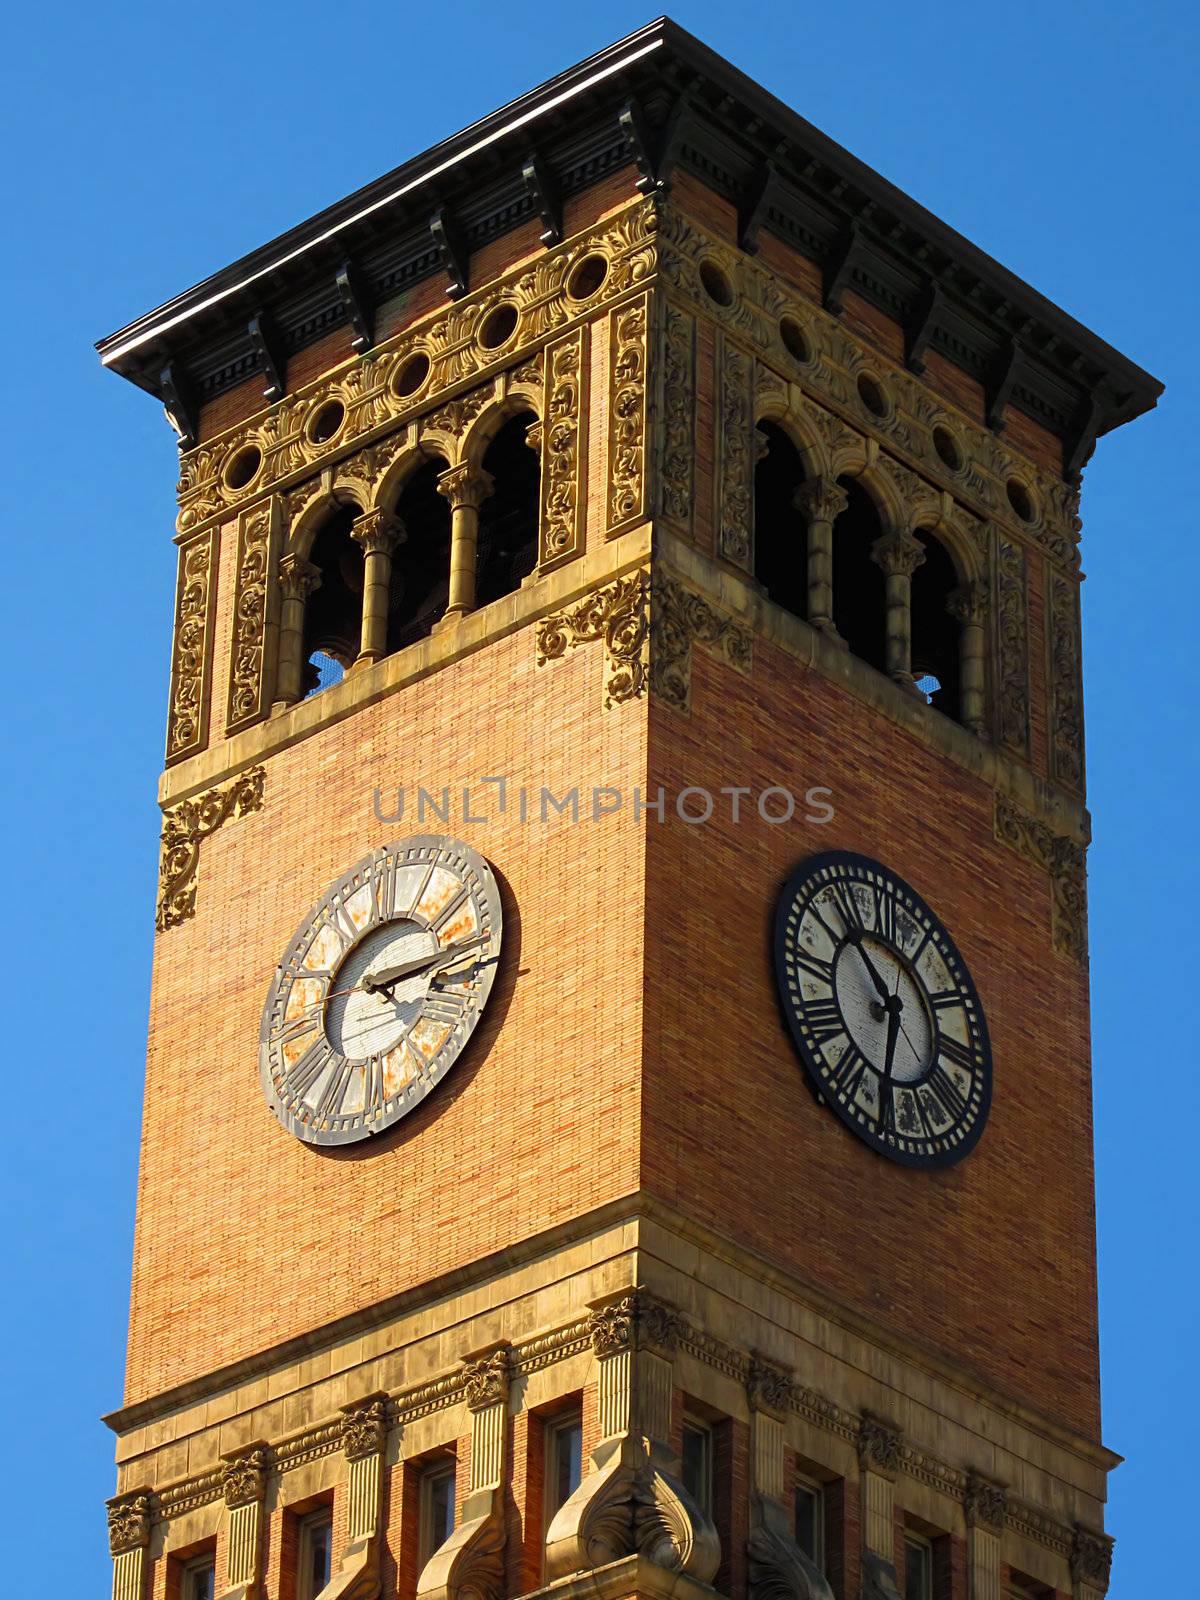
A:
362 935 483 995
845 928 891 1003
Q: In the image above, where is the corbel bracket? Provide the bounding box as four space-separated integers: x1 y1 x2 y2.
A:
905 279 943 373
430 206 469 300
521 153 562 247
247 314 285 402
160 362 198 451
618 94 694 196
739 160 787 255
986 336 1025 433
1063 389 1105 482
823 219 863 315
336 260 374 352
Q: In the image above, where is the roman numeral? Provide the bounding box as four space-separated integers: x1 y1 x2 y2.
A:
925 1062 968 1123
829 1044 869 1104
831 879 864 933
424 989 468 1026
877 1084 897 1140
938 1033 977 1072
872 884 897 944
793 944 834 985
928 990 963 1012
286 1038 335 1100
804 997 845 1045
314 1055 355 1120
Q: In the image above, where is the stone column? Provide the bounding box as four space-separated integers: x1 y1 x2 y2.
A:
106 1489 152 1600
947 579 989 736
437 464 494 623
795 476 849 641
544 1288 720 1585
745 1357 833 1600
219 1445 269 1600
274 554 322 708
964 1473 1006 1600
1070 1526 1113 1600
351 511 404 666
318 1395 390 1600
857 1414 903 1600
417 1347 510 1600
870 530 926 690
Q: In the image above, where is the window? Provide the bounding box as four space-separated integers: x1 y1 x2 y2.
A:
753 420 808 622
389 457 452 653
298 1508 334 1600
420 1462 456 1565
909 529 962 721
475 412 540 611
680 1419 713 1515
180 1555 215 1600
831 477 887 673
794 1478 824 1571
904 1534 932 1600
545 1414 583 1523
302 503 365 694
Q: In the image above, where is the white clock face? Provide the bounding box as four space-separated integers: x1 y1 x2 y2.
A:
259 836 502 1146
775 851 991 1168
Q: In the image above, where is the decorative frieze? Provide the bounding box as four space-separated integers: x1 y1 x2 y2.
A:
1048 568 1085 793
994 795 1088 961
607 293 649 535
996 534 1031 755
175 203 658 537
658 300 696 535
716 332 755 569
539 326 589 568
650 571 752 711
166 527 219 765
536 568 650 708
226 500 282 735
156 766 265 931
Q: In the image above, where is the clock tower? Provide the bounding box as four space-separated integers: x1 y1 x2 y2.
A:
97 23 1160 1600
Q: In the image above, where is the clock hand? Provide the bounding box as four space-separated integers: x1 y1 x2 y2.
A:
844 928 892 1005
362 934 486 996
881 993 902 1084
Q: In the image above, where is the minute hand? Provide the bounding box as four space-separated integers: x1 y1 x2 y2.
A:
363 935 484 994
846 930 892 1004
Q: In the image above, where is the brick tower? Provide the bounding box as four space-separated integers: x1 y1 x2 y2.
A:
97 23 1160 1600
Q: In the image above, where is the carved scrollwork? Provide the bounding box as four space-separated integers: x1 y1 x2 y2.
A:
746 1356 794 1417
964 1471 1006 1534
748 1496 834 1600
221 1446 269 1508
536 570 650 708
717 333 754 569
634 1460 721 1579
157 766 266 931
461 1350 511 1412
418 1494 506 1600
996 534 1031 755
994 795 1088 962
650 572 752 712
1048 570 1085 793
586 1289 685 1357
166 527 219 764
659 300 696 533
341 1397 389 1460
539 326 588 567
1071 1526 1113 1592
857 1413 903 1475
107 1491 152 1555
608 295 649 535
227 501 281 735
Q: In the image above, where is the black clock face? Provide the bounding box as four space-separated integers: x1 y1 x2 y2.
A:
774 851 991 1168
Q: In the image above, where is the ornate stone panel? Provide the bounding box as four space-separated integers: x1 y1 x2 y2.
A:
175 202 658 537
166 527 219 765
607 293 650 536
539 325 589 569
715 332 754 570
1048 569 1085 794
994 795 1088 962
650 571 753 711
658 299 696 537
995 532 1031 756
536 570 649 708
226 498 282 736
157 766 266 931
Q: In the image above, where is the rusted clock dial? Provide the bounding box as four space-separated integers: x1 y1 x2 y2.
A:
260 836 502 1145
774 851 991 1168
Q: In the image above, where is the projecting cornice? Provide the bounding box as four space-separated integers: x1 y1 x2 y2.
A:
96 18 1161 463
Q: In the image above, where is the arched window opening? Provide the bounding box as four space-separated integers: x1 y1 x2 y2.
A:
303 505 363 696
388 458 452 654
476 412 540 610
753 421 807 620
910 530 961 721
831 478 887 672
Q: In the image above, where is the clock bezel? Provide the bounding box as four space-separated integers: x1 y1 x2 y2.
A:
773 849 992 1170
259 834 503 1147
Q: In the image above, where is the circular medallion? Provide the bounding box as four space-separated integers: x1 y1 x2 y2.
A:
260 836 502 1145
774 851 991 1168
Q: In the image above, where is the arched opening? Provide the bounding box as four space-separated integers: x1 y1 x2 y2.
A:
388 457 452 654
910 530 962 720
831 478 887 673
302 504 363 696
753 421 807 620
476 412 540 610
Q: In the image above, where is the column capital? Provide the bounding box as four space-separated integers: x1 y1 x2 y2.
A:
278 553 322 600
461 1346 512 1411
106 1488 152 1555
947 577 989 625
220 1442 270 1507
437 462 494 511
351 509 405 556
795 475 849 524
586 1287 685 1357
745 1354 794 1420
857 1412 903 1478
1071 1526 1113 1593
340 1393 390 1459
870 528 926 578
964 1470 1006 1533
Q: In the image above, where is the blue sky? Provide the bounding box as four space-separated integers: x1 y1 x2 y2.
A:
1 1 1193 1593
